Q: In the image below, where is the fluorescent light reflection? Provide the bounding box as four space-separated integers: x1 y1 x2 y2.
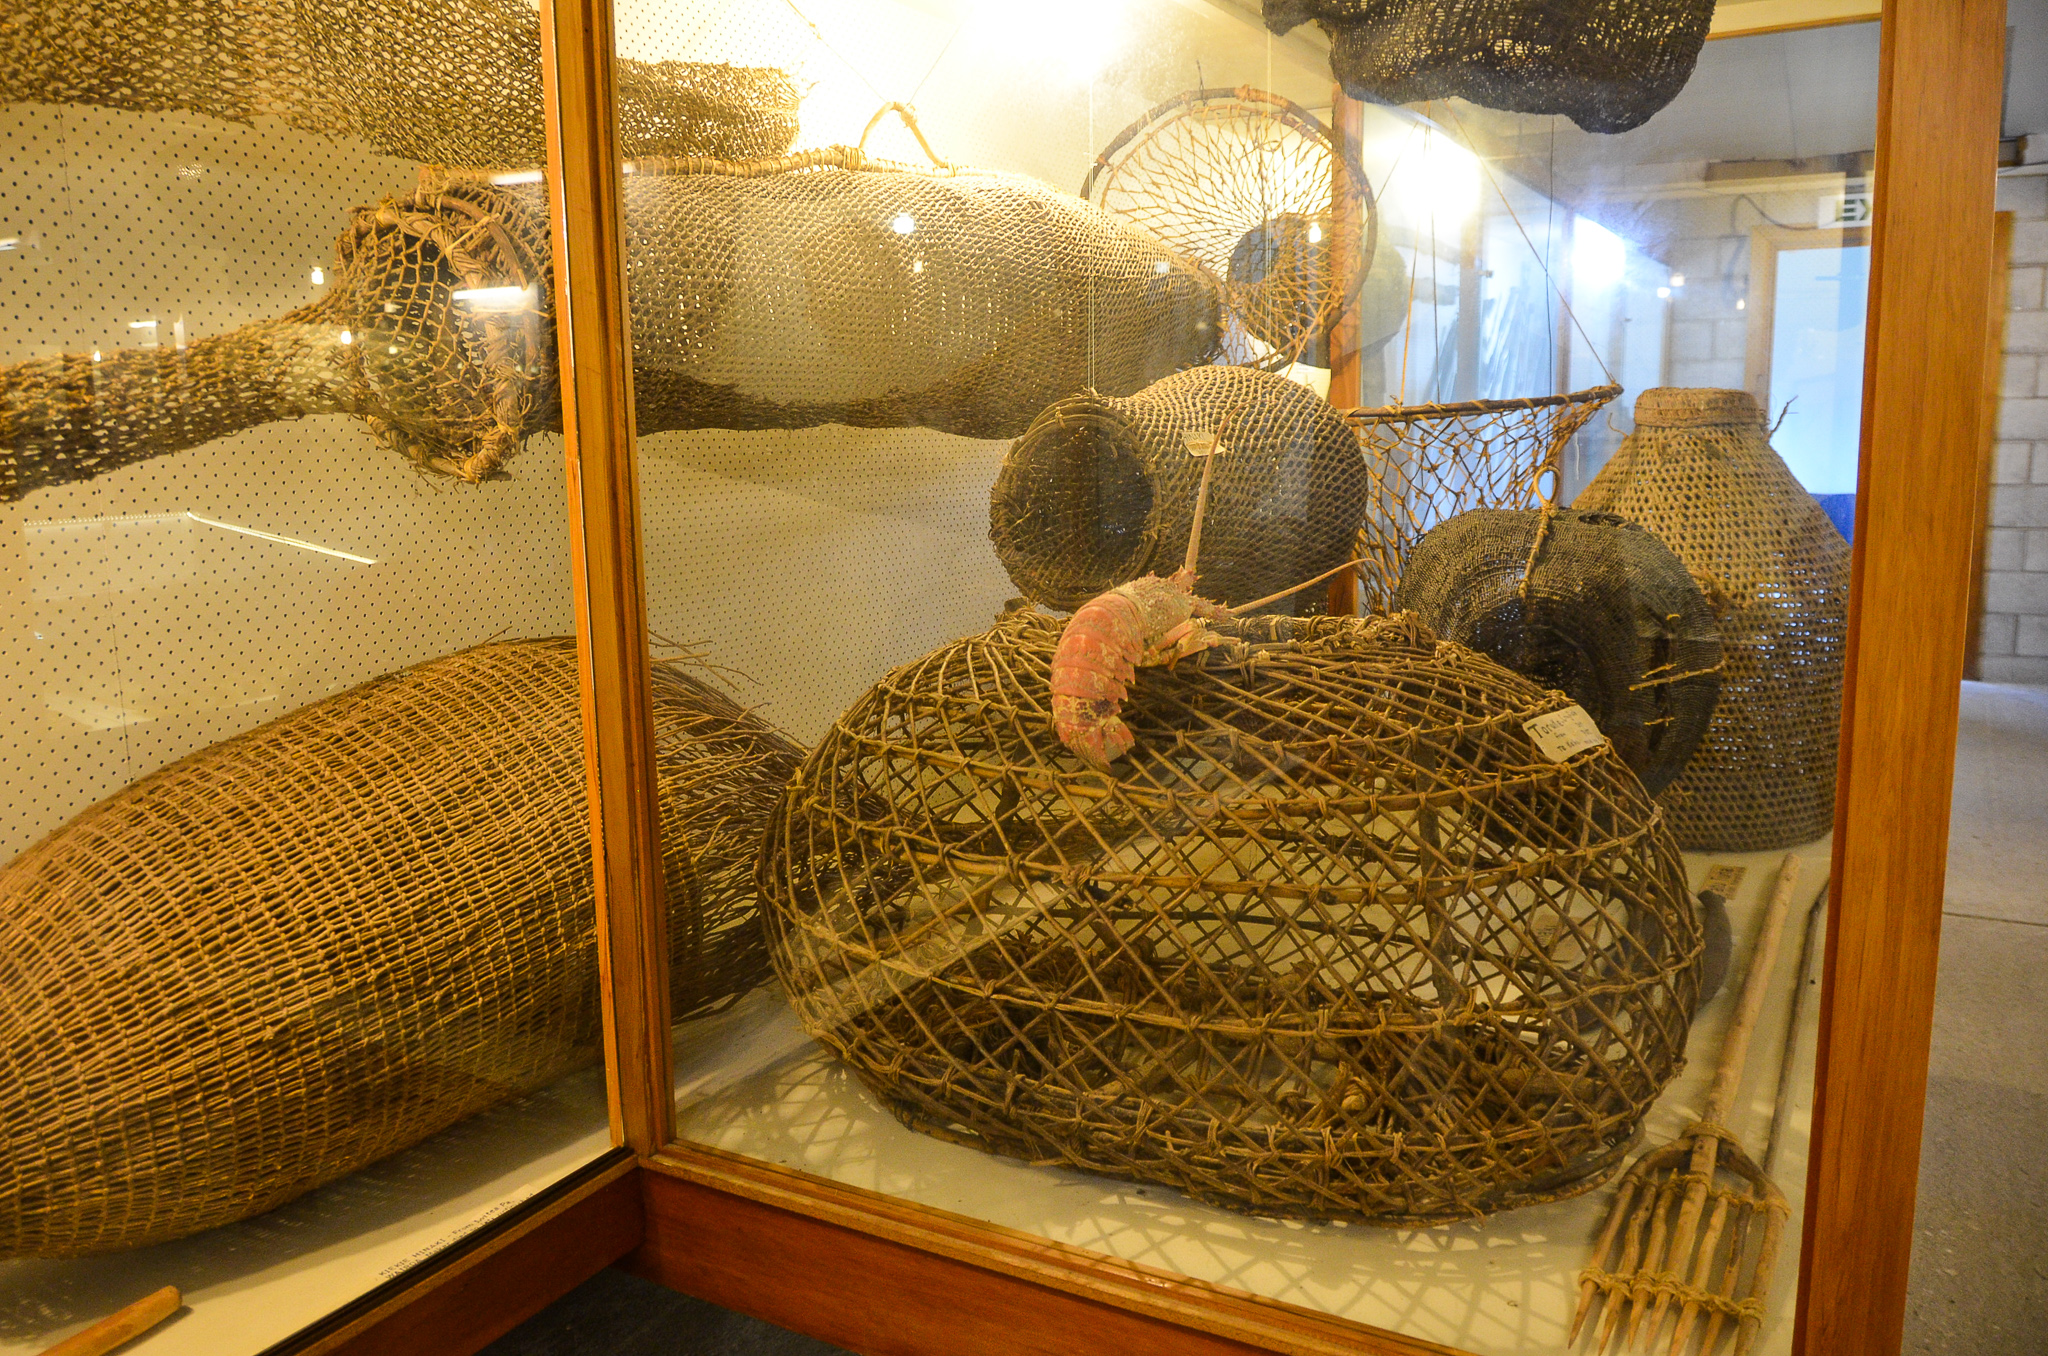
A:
451 284 535 311
184 513 377 563
1572 216 1626 291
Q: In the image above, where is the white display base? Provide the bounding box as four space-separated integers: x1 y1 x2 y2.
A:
676 843 1834 1356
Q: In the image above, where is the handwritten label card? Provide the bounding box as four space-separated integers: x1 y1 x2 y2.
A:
1523 705 1608 762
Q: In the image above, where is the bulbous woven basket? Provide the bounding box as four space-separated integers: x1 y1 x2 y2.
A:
1576 388 1849 852
1395 506 1722 797
0 639 801 1257
760 611 1701 1223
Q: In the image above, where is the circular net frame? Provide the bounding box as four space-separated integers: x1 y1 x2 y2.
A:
1575 388 1849 852
760 611 1701 1224
989 366 1370 613
0 638 800 1257
1261 0 1716 136
1394 507 1722 798
1083 87 1375 373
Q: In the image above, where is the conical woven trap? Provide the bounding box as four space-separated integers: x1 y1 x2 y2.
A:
1348 384 1621 614
989 366 1369 614
1261 0 1715 136
1082 87 1375 371
1 160 1221 499
0 0 800 166
0 639 801 1257
1576 388 1848 852
760 610 1701 1223
1394 507 1722 797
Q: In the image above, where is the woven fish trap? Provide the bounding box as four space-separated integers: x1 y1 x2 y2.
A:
989 366 1369 614
1394 507 1722 797
1347 384 1620 613
759 610 1701 1223
1576 388 1849 852
1082 87 1375 372
0 639 801 1257
1261 0 1714 136
1 159 1221 500
0 0 799 166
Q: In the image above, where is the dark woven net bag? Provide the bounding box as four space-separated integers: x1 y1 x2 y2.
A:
1262 0 1715 135
989 366 1369 614
0 639 800 1257
1 163 1221 499
1575 389 1849 852
760 610 1700 1223
1394 507 1721 797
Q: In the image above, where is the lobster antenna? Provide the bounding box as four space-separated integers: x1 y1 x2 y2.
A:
1226 558 1364 615
1182 411 1230 576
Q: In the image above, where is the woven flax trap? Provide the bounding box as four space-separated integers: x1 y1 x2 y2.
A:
760 611 1701 1223
1083 87 1375 372
1348 383 1621 614
0 639 800 1257
1577 388 1850 852
0 0 799 166
1261 0 1716 135
1 158 1220 500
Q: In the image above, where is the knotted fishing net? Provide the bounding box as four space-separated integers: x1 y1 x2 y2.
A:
0 160 1221 499
1348 384 1621 613
989 366 1367 614
1261 0 1715 135
1575 388 1849 852
0 0 800 166
1395 507 1722 797
760 610 1700 1223
0 638 801 1257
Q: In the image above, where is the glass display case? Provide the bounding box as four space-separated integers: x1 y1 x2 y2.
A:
0 1 2007 1354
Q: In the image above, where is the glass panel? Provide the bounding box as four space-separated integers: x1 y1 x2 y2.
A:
605 7 1872 1354
0 4 611 1349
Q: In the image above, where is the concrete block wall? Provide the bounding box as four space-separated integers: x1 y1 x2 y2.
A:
1983 173 2048 685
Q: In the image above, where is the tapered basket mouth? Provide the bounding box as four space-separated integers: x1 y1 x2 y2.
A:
1632 387 1764 429
989 395 1157 612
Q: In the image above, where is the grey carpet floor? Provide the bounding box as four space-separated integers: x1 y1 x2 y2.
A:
479 1268 847 1356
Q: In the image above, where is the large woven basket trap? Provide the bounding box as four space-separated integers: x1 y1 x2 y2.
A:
0 639 800 1257
1576 388 1849 852
760 611 1701 1223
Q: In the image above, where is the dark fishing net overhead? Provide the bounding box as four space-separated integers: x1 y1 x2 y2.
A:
0 0 800 165
759 610 1700 1223
1261 0 1715 136
1394 507 1722 797
0 159 1221 498
988 366 1368 614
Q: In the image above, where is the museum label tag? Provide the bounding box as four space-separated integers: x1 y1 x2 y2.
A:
1700 863 1748 898
1523 705 1607 762
1183 429 1223 457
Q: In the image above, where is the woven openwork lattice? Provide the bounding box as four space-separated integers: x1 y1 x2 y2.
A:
1261 0 1715 136
1394 507 1722 797
760 610 1701 1223
0 638 800 1257
1576 388 1849 852
0 159 1221 499
0 0 799 166
989 367 1368 614
1348 384 1620 614
1083 87 1374 371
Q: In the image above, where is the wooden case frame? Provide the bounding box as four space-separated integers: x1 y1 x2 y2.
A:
298 1 2007 1353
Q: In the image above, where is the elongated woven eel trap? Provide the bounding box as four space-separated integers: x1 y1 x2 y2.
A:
0 639 801 1257
1576 388 1849 852
1395 506 1722 797
0 0 799 165
989 367 1368 614
1261 0 1714 136
759 610 1700 1223
0 162 1220 499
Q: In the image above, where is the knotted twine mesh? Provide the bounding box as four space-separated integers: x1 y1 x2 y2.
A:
989 367 1368 614
1 160 1221 500
0 638 800 1257
0 0 799 166
1575 388 1849 852
1261 0 1715 136
759 610 1700 1223
1394 507 1722 798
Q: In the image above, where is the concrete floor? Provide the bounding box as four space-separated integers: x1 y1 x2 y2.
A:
491 682 2048 1356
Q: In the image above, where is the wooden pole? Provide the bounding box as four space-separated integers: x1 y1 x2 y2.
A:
1327 84 1365 617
